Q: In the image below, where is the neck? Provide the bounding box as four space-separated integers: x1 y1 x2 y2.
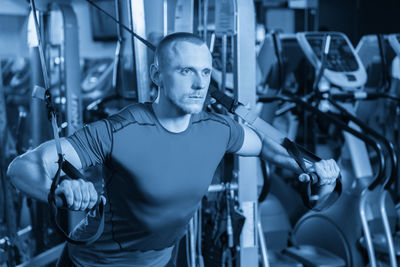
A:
152 95 192 133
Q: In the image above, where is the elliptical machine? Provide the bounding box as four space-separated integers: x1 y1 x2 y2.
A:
291 32 398 267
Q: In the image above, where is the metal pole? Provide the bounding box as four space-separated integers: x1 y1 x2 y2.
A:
235 0 258 266
129 0 150 103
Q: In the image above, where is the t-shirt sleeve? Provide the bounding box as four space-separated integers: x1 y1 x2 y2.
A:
220 114 245 153
66 120 113 168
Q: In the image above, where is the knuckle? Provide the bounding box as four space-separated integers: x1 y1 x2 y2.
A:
89 183 97 193
71 180 80 187
81 183 88 191
62 188 70 197
91 186 98 195
88 182 95 190
61 180 70 187
82 195 89 203
74 193 82 202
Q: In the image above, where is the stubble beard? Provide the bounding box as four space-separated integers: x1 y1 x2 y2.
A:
171 96 204 114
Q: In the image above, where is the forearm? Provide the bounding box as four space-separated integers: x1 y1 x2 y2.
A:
259 135 302 174
7 154 52 202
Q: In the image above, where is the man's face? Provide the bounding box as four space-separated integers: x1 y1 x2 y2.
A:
158 41 212 114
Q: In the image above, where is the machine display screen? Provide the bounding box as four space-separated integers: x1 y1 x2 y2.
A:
306 33 358 72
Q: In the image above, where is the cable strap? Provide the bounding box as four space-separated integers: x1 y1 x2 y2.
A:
48 158 105 245
282 138 342 211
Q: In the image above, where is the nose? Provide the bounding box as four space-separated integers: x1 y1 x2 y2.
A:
192 73 207 90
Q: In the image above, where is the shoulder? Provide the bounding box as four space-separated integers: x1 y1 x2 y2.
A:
194 111 244 153
193 111 236 128
106 103 156 132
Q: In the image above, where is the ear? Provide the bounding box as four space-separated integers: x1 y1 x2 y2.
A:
150 63 162 87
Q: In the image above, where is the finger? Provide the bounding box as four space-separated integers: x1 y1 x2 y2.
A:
314 162 325 178
325 160 332 173
326 160 337 180
298 173 311 182
328 159 336 174
307 164 316 173
55 180 74 207
71 180 83 210
333 160 340 176
79 179 90 211
321 160 332 183
319 160 336 184
87 182 98 210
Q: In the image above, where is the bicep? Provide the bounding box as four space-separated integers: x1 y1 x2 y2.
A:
234 124 262 156
7 138 83 201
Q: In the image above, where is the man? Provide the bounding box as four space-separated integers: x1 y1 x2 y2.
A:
7 32 339 266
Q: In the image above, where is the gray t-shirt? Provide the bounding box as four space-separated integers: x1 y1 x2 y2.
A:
66 103 244 265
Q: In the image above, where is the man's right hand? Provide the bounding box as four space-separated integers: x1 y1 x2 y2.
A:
54 179 98 211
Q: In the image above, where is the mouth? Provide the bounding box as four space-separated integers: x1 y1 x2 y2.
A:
188 95 204 99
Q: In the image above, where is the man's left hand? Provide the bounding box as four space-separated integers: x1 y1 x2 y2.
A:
298 159 340 185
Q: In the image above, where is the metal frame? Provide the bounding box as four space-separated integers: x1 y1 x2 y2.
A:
58 3 82 136
234 0 258 266
129 0 150 103
379 190 397 267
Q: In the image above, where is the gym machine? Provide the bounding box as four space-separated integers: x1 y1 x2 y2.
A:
254 32 348 267
356 33 398 182
225 1 258 266
84 0 151 121
356 33 400 263
203 6 346 263
0 2 82 266
13 2 82 266
289 31 399 267
0 34 34 267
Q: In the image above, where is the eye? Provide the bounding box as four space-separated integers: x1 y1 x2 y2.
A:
181 68 192 75
203 69 211 77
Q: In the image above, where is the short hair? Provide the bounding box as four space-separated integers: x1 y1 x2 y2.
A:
154 32 207 68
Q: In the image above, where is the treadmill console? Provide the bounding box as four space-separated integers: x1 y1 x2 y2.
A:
297 32 367 89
